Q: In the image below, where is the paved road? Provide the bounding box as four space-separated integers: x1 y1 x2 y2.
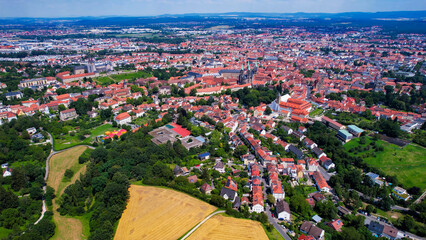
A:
260 168 292 240
414 190 426 204
34 132 95 225
318 166 332 181
180 210 226 240
265 205 292 240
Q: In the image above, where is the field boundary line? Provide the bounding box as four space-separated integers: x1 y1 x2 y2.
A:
180 210 225 240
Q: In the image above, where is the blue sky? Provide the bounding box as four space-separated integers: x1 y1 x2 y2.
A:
1 0 425 18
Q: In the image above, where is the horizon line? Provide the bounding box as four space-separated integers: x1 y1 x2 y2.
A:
1 10 426 19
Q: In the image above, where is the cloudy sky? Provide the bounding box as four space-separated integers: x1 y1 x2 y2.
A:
1 0 425 18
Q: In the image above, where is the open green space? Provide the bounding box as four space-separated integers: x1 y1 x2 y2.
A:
94 71 151 85
53 124 116 151
345 137 426 190
309 108 323 117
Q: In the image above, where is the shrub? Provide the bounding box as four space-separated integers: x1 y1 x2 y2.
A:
64 169 74 179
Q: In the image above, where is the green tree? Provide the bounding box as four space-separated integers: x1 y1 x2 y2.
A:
267 194 276 204
0 208 23 229
233 145 248 158
30 186 43 200
11 168 27 191
315 200 337 219
58 104 66 112
210 195 226 208
64 169 74 179
264 106 272 115
341 227 365 240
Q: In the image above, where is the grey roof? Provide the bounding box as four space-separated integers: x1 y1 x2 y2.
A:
347 125 364 134
366 172 379 180
5 91 22 96
220 187 236 200
276 200 290 214
173 165 183 175
289 145 304 158
312 147 324 156
214 161 225 169
300 221 324 239
368 221 384 235
232 196 241 209
338 129 352 138
312 215 322 223
219 69 241 74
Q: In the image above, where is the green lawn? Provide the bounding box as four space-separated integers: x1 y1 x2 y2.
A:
110 71 151 81
345 137 426 190
309 108 323 117
95 76 115 85
94 71 151 85
0 227 13 239
54 124 116 150
262 224 285 240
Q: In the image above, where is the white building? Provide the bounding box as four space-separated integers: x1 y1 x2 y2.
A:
276 200 291 221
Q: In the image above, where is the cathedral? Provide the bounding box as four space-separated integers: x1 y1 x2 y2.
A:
237 62 258 85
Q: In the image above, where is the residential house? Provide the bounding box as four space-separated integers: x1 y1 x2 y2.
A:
312 171 331 193
225 176 238 192
60 108 78 121
307 159 319 172
173 165 187 176
289 145 304 159
312 147 326 159
241 154 256 166
368 221 399 240
298 235 315 240
214 161 225 173
5 91 23 100
271 181 285 200
2 168 12 177
276 200 291 221
115 112 131 125
337 206 351 216
300 221 325 240
304 138 317 149
327 219 343 231
200 183 213 194
220 187 237 202
197 152 210 161
187 175 198 183
282 125 293 135
392 187 411 201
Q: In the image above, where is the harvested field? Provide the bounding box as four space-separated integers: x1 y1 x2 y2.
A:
187 215 269 240
47 146 89 240
114 185 217 240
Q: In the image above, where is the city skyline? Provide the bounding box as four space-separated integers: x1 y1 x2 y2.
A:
1 0 425 18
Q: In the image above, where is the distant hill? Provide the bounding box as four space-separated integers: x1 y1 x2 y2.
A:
159 11 426 20
1 11 425 34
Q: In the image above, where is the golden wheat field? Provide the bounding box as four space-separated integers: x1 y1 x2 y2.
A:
114 185 217 240
187 214 269 240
